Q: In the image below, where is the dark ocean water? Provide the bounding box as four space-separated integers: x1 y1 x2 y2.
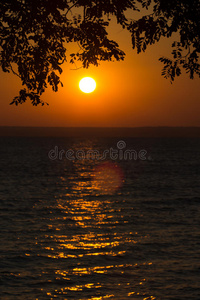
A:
0 137 200 300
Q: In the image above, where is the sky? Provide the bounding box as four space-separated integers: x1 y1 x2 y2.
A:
0 16 200 128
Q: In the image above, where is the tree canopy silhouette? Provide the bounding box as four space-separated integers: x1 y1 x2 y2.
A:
0 0 200 105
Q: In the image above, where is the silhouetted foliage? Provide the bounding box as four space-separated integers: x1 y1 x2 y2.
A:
0 0 199 105
130 0 200 82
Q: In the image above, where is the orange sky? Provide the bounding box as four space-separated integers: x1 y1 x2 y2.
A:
0 19 200 127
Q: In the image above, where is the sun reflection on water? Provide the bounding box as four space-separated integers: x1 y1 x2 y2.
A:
34 140 155 299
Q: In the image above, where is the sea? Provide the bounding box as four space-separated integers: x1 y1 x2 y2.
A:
0 136 200 300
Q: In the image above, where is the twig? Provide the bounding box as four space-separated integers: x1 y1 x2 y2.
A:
10 64 21 78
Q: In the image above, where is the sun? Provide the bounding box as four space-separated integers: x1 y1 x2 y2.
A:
79 77 96 93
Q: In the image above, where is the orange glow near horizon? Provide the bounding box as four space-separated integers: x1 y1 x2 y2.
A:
0 22 200 127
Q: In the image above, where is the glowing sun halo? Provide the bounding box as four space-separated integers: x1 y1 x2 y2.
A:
79 77 96 93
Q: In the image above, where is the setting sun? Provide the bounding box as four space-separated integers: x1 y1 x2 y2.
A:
79 77 96 93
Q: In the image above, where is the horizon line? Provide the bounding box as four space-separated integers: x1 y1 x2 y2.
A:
1 125 200 128
1 126 200 138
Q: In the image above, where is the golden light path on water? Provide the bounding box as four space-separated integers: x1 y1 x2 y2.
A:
33 140 156 299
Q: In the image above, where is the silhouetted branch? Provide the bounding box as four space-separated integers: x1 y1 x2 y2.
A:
0 0 199 105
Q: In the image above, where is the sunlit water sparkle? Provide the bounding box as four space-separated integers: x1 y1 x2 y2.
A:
0 137 200 299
